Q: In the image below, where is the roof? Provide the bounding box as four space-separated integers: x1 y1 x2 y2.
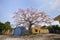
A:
54 15 60 21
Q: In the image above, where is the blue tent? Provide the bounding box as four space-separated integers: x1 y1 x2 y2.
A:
13 27 26 36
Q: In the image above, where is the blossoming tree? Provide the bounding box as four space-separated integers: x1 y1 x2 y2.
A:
13 8 53 33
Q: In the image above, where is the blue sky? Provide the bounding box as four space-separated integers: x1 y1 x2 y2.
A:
0 0 60 24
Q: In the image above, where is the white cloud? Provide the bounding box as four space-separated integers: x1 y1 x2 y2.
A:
51 0 60 10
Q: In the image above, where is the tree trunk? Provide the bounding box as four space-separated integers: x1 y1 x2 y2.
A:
29 22 32 34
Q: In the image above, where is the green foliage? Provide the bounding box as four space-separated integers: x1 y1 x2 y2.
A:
42 25 47 28
0 22 5 34
47 25 60 33
0 21 12 34
4 21 11 30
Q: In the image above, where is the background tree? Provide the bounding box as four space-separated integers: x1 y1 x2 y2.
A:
47 25 60 33
0 22 5 34
4 21 11 30
47 26 53 33
52 25 60 33
42 25 47 28
0 21 12 34
13 8 53 33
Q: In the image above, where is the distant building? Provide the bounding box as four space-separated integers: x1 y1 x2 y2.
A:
54 15 60 23
31 25 49 34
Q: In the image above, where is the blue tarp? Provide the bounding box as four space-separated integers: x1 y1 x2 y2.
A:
13 27 26 36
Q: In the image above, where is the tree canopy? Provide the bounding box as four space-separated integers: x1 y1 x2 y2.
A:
13 8 53 33
5 21 11 30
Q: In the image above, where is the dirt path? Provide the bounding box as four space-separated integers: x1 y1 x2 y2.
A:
0 34 60 40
